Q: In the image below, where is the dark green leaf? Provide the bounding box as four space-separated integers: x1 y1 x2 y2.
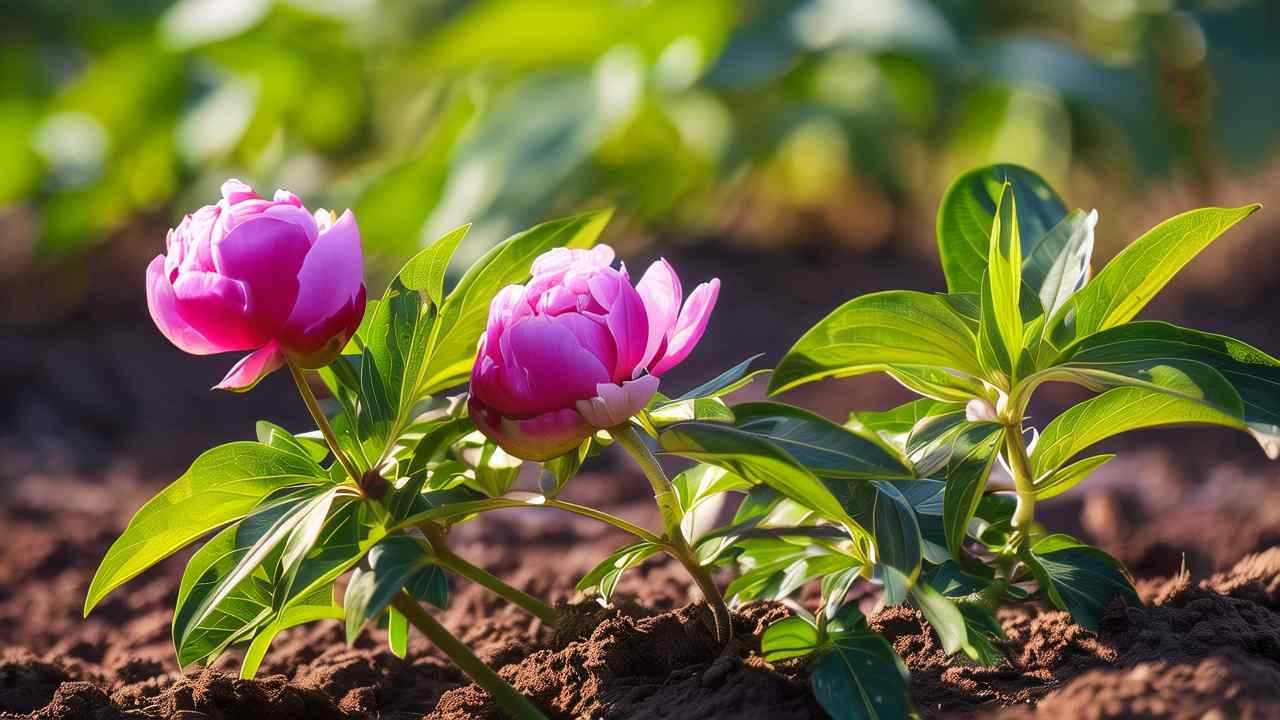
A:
811 631 912 720
733 402 914 480
675 354 767 401
344 535 438 642
942 424 1005 560
837 481 922 576
1026 535 1139 631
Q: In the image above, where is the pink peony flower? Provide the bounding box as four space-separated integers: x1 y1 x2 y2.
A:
468 245 719 461
146 179 366 391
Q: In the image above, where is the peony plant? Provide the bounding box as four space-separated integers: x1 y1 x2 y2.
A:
637 164 1276 719
87 184 748 718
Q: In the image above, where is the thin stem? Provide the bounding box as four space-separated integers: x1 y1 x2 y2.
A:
390 592 546 720
416 521 560 628
608 423 733 642
541 498 664 545
286 361 363 482
1003 424 1037 534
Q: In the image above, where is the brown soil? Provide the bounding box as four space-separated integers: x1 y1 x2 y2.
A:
2 450 1280 720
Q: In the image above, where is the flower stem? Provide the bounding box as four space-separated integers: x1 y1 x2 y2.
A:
286 361 363 483
608 423 733 642
390 592 546 720
417 521 560 628
1002 424 1037 536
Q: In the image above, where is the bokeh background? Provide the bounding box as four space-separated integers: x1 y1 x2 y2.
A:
4 0 1280 515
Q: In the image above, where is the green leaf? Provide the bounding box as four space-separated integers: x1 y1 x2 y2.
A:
419 209 611 395
575 542 662 603
1048 204 1260 346
674 354 767 400
761 616 821 662
86 442 330 616
733 402 914 480
909 580 978 661
769 291 982 395
1043 321 1280 457
399 224 471 308
811 632 912 720
174 489 336 666
344 535 438 642
942 424 1004 561
820 568 863 621
387 607 409 659
359 277 434 452
255 421 328 465
886 366 988 403
980 184 1023 378
648 396 736 426
1031 387 1246 478
404 563 450 609
849 400 963 455
541 440 589 499
1033 454 1114 501
837 481 922 576
240 587 342 679
659 422 868 545
406 416 474 477
1025 535 1139 631
1022 209 1096 318
936 164 1067 295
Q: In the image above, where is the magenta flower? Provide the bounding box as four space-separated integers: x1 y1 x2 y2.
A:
469 245 720 461
146 179 366 391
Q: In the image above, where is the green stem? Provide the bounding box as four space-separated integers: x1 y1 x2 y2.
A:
287 361 363 483
417 522 560 628
541 498 664 545
390 592 546 720
1003 424 1037 534
608 424 733 642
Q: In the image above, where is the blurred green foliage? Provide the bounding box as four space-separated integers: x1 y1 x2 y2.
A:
5 0 1280 267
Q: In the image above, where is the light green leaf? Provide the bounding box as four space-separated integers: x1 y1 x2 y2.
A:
936 164 1067 295
909 580 976 661
399 224 471 308
648 396 736 426
769 291 981 395
811 631 912 720
85 442 330 615
1022 208 1096 318
419 209 611 395
981 183 1023 377
1032 387 1246 478
761 616 820 662
849 399 964 454
240 587 342 679
886 366 988 403
1048 204 1260 346
387 607 410 659
1033 454 1114 501
575 541 662 603
255 421 329 465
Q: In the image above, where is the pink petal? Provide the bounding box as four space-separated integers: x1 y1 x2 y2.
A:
212 216 311 338
220 178 259 204
146 255 224 355
171 270 270 350
587 268 649 382
635 259 682 370
650 278 719 376
575 374 661 428
498 316 612 417
263 203 319 245
214 342 285 392
279 210 365 360
468 396 593 462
